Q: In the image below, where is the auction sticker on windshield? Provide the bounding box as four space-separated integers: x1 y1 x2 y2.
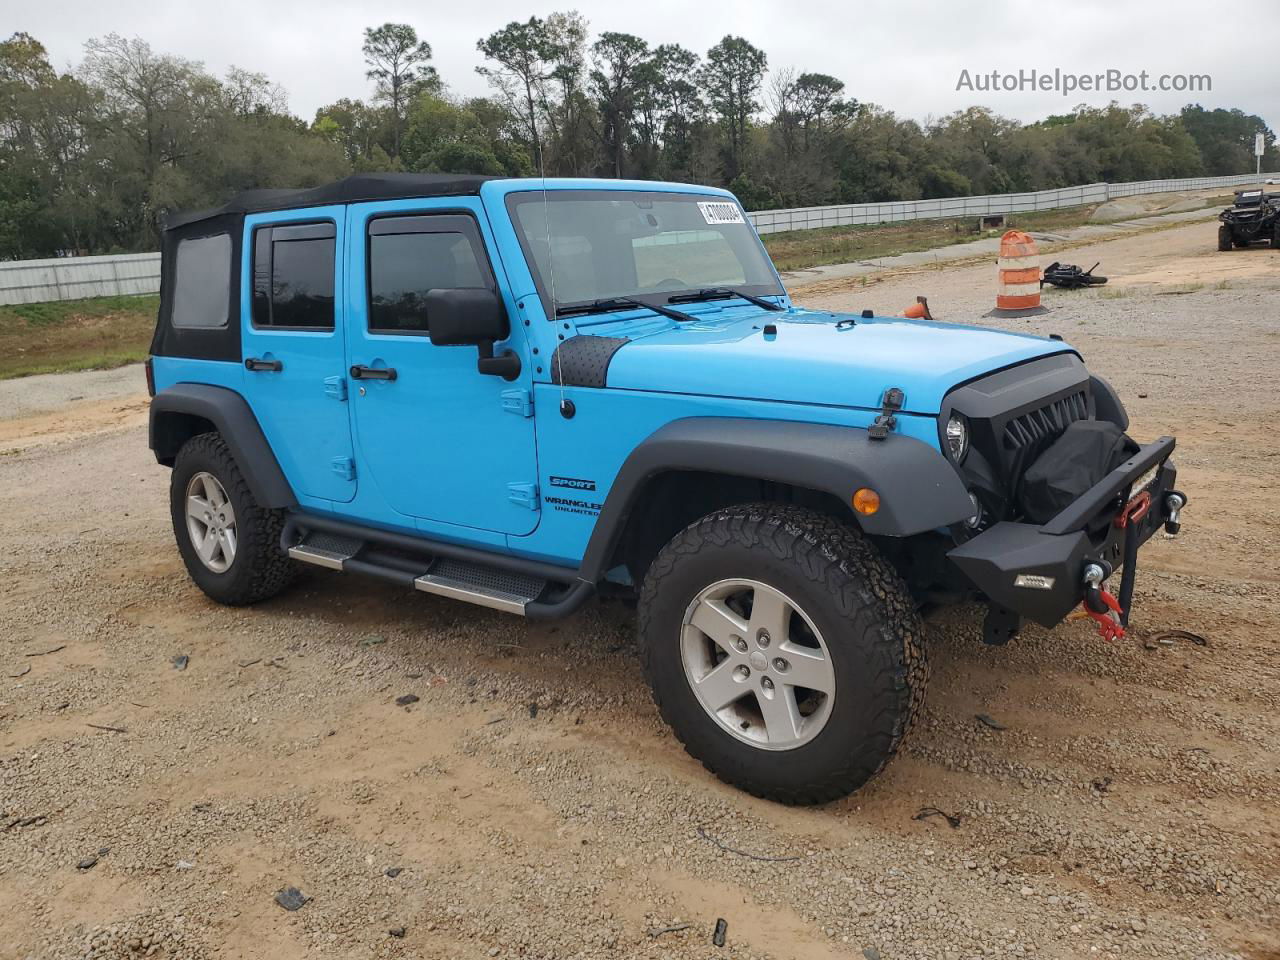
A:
698 201 745 225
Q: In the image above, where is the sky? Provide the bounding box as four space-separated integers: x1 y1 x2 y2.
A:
11 0 1280 133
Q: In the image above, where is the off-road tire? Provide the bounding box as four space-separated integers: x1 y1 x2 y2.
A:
170 432 295 606
638 503 927 805
1218 225 1233 251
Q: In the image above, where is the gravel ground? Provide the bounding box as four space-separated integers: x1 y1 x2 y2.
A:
1 219 1277 960
0 364 145 422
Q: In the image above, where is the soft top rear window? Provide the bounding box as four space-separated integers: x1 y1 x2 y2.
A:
171 233 231 329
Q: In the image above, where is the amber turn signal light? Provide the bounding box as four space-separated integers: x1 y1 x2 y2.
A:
852 488 881 515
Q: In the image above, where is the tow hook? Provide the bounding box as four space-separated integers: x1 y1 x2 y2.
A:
1164 491 1186 535
1081 562 1125 643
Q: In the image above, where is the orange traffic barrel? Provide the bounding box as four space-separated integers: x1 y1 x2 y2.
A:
996 230 1042 312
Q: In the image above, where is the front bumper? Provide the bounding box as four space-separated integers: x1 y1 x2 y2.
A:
947 436 1182 627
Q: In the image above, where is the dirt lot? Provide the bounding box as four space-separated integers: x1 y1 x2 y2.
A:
1 219 1277 960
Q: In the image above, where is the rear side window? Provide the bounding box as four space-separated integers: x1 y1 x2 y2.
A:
367 215 491 334
172 233 231 329
251 222 336 330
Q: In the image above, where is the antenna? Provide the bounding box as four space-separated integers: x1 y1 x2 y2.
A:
537 142 569 416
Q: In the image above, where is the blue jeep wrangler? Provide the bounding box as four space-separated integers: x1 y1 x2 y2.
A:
147 174 1185 803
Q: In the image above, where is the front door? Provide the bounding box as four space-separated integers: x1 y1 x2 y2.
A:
240 208 356 504
345 200 538 536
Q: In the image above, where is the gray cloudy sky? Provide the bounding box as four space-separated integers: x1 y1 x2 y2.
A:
13 0 1280 130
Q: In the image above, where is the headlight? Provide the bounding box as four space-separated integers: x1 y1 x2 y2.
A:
945 413 969 463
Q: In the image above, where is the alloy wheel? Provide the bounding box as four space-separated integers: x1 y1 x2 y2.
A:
184 471 237 573
680 578 836 750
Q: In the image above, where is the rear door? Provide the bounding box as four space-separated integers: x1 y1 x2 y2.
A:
240 207 356 503
345 198 539 535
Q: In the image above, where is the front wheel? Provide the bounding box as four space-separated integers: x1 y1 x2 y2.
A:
170 432 295 606
638 504 927 805
1218 225 1233 251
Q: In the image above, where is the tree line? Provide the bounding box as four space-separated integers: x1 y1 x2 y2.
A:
1 19 1275 259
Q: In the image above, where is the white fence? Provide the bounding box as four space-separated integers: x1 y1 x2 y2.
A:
749 171 1277 234
0 252 161 306
2 170 1276 305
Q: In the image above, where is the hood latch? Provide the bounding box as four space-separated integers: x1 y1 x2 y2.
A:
869 387 904 440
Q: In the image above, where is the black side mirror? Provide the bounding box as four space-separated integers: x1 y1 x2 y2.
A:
425 288 521 380
425 288 507 346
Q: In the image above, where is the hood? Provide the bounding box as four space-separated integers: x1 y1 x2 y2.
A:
599 305 1075 415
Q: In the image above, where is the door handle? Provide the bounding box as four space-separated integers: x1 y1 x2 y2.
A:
350 364 397 381
245 357 283 372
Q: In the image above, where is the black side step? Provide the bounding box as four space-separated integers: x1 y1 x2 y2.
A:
280 514 594 620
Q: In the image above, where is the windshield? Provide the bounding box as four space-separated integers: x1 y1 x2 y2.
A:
506 190 782 314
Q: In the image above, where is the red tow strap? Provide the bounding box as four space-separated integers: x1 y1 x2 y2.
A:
1087 489 1148 641
1115 490 1151 528
1083 586 1126 643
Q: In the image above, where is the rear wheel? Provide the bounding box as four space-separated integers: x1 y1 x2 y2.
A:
638 504 927 805
1218 225 1233 251
170 432 295 606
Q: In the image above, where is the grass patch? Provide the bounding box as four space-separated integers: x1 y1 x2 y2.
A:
0 294 157 380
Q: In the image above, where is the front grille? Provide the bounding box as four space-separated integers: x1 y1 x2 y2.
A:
1003 391 1088 451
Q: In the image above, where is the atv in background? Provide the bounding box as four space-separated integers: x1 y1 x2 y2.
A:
1217 188 1280 250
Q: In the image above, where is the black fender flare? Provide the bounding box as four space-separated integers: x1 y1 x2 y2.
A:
578 417 973 581
149 383 296 509
1088 373 1129 432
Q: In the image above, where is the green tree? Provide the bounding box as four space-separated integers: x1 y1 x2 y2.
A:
542 11 592 175
313 97 393 167
362 23 437 159
765 69 855 204
701 36 767 179
79 34 217 247
1180 104 1273 175
477 17 554 165
2 31 346 254
0 33 96 256
401 93 496 173
223 67 287 117
642 44 703 179
589 32 648 177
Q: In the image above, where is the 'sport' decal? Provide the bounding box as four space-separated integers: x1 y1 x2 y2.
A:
549 475 597 491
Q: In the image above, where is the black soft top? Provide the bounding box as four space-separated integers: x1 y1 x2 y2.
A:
164 173 502 230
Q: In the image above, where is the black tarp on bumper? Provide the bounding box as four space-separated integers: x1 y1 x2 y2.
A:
948 436 1180 627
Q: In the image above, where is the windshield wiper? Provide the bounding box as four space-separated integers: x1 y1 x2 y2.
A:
555 296 696 323
668 287 785 312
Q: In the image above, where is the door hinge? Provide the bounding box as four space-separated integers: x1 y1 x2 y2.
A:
324 375 348 401
868 387 905 440
501 388 533 417
507 481 539 510
331 456 356 481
